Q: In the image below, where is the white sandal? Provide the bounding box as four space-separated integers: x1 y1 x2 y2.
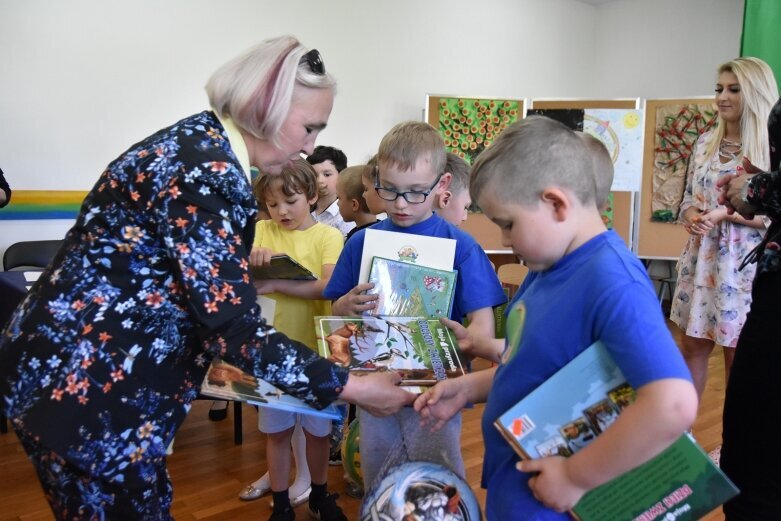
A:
238 482 271 501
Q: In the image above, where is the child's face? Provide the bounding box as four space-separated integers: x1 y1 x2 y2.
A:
336 181 355 223
376 159 446 227
362 174 386 215
313 160 339 202
437 190 472 227
478 188 567 272
264 182 317 232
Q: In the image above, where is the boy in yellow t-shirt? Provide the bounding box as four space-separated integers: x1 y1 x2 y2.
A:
242 158 346 521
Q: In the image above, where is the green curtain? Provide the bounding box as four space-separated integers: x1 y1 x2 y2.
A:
741 0 781 87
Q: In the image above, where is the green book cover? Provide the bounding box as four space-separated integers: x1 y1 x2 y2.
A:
314 316 465 391
494 341 738 521
366 256 457 318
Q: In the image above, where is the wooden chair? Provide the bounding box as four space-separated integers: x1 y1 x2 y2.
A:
497 262 529 296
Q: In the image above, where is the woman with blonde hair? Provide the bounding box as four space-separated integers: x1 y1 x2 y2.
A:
671 57 778 418
0 35 413 520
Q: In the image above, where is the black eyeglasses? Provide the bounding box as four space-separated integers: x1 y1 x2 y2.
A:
375 173 443 204
300 49 325 75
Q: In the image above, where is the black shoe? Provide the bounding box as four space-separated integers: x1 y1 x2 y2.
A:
309 493 347 521
328 448 342 466
344 480 364 499
208 401 228 421
268 507 295 521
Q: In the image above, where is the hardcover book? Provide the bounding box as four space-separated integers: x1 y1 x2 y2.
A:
494 341 738 521
358 229 456 284
200 359 341 420
314 315 466 393
366 256 457 318
252 254 317 281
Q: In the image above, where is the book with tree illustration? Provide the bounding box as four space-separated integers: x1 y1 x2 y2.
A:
314 316 466 393
200 359 341 420
252 254 317 281
365 256 457 318
494 341 738 521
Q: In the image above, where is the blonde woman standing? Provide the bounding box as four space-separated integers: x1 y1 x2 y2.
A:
671 57 778 409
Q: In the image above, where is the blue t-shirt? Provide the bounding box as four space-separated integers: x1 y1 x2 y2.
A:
481 230 691 521
323 212 506 323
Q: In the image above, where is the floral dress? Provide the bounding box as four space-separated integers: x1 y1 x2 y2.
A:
0 111 348 518
670 130 766 346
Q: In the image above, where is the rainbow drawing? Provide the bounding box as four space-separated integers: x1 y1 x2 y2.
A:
0 190 87 220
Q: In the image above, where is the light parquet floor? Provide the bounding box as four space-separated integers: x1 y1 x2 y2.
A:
0 324 728 520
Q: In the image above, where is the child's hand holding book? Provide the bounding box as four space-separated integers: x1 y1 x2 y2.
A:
517 456 588 513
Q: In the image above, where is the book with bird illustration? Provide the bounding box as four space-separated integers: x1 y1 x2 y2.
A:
365 256 457 319
314 316 466 392
200 359 341 419
494 340 738 521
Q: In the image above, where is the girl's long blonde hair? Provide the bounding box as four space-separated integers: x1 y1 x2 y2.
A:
704 57 778 170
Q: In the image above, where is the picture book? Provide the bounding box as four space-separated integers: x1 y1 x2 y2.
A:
200 359 341 420
314 316 466 392
494 341 738 521
358 229 456 284
252 254 317 281
365 256 457 318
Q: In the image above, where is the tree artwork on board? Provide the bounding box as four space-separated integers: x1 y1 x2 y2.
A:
651 104 718 222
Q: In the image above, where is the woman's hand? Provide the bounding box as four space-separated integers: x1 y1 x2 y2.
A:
340 372 416 416
680 207 703 235
699 206 730 227
253 279 276 295
717 158 761 219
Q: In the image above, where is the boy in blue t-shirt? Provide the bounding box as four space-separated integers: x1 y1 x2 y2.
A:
415 116 697 520
323 121 506 490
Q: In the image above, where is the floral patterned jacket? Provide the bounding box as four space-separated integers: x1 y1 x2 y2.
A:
746 169 781 276
0 111 348 487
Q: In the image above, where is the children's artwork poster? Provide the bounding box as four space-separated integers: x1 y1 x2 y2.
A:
524 108 644 192
584 109 644 192
434 96 523 165
650 103 717 222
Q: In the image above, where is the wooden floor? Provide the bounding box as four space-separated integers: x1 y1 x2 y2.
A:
0 327 728 520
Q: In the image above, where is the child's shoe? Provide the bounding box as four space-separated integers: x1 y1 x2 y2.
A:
308 493 347 521
268 506 295 521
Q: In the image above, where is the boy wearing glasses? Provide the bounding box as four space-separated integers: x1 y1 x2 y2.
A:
323 121 506 490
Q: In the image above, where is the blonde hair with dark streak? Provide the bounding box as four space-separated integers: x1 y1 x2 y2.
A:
577 132 613 209
703 57 778 170
206 35 336 146
339 166 370 212
445 152 472 195
471 116 596 207
253 158 319 211
377 121 446 177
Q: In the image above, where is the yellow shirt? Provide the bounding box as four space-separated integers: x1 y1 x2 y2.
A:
253 220 343 349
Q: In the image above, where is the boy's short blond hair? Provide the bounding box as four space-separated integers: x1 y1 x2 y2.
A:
253 158 318 210
338 165 370 213
377 121 446 176
577 132 613 209
445 152 471 195
471 116 596 207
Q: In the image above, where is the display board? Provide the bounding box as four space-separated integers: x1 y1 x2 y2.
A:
530 99 640 248
637 98 715 259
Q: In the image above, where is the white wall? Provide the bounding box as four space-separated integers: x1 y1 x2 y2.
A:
591 0 744 97
0 0 743 260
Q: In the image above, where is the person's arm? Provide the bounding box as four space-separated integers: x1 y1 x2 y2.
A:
440 317 504 363
518 378 697 512
718 158 781 221
331 282 378 315
414 366 496 431
678 144 701 233
0 168 11 208
258 264 335 299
